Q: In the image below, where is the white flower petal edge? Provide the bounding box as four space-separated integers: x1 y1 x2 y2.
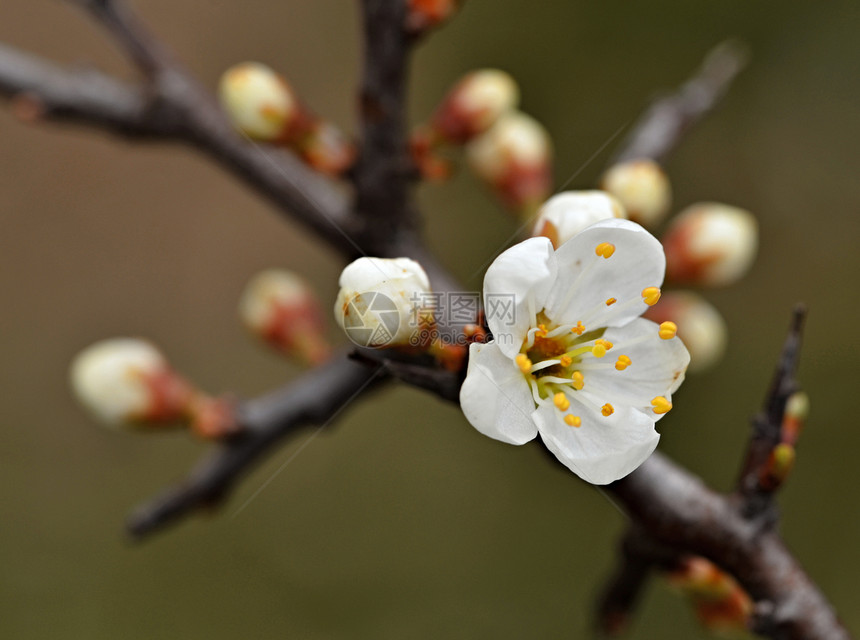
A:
534 402 659 485
483 236 557 359
578 318 690 418
460 219 689 485
546 218 665 329
459 342 538 445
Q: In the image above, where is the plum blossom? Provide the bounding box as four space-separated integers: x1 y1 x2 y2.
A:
460 219 690 484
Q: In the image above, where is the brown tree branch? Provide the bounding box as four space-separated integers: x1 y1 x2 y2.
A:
608 449 849 639
736 305 806 522
0 30 362 256
1 5 851 637
126 353 387 539
610 40 749 165
352 0 421 255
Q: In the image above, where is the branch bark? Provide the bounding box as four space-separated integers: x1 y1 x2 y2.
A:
610 40 749 165
1 6 851 638
352 0 421 255
126 353 387 539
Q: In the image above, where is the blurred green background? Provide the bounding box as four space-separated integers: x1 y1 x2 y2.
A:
2 1 858 638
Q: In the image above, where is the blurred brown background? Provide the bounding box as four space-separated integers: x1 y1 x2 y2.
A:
1 1 859 638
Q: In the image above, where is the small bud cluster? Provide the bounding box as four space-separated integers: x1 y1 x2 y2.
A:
219 62 354 175
760 390 809 490
412 69 552 215
667 556 753 634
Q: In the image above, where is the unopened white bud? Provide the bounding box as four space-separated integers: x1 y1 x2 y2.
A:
240 269 330 364
663 203 758 287
466 111 550 183
645 292 728 373
532 190 626 247
70 338 176 427
219 62 296 140
433 69 519 143
601 159 672 228
335 257 431 348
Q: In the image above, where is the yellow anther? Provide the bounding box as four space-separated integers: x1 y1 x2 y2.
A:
564 414 582 428
535 323 548 338
601 403 615 417
595 242 616 259
553 392 570 411
572 371 584 390
658 321 678 340
591 343 607 358
605 297 617 306
615 355 632 371
559 355 572 367
595 339 613 351
571 321 585 336
515 354 532 374
651 396 672 414
642 287 661 306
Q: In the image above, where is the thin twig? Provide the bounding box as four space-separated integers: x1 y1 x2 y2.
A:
126 353 387 539
736 305 806 522
610 40 749 165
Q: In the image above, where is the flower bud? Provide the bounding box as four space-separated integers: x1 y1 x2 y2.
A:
644 291 727 373
70 338 192 428
532 190 626 248
298 121 356 176
239 269 332 365
335 257 431 348
760 442 796 490
406 0 462 33
668 557 734 599
219 62 296 140
466 111 552 213
662 203 758 287
432 69 519 144
601 159 671 228
668 557 752 634
782 391 809 446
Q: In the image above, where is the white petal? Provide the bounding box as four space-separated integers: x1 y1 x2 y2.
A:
459 342 538 445
338 256 430 293
545 219 665 329
534 401 659 485
579 318 690 418
483 236 557 358
532 191 626 247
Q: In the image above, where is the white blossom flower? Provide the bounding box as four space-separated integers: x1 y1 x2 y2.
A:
532 190 627 248
460 219 690 484
335 257 431 348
